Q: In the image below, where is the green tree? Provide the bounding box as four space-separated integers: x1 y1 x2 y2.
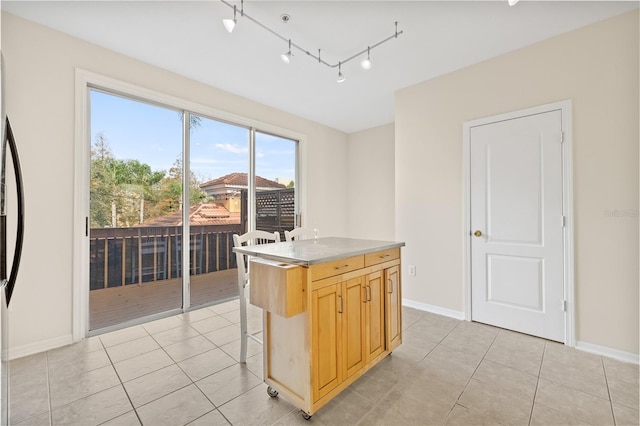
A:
108 159 166 226
151 157 209 218
90 133 117 228
90 133 168 228
90 136 209 228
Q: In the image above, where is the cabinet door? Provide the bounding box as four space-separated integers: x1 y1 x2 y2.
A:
385 265 402 351
365 271 385 361
342 277 365 379
311 284 341 402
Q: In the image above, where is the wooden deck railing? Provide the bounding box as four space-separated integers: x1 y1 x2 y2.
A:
90 189 296 292
89 224 243 291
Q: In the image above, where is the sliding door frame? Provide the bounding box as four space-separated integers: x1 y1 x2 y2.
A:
182 111 191 311
73 69 306 340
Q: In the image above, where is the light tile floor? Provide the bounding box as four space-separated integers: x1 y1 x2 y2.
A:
8 301 640 425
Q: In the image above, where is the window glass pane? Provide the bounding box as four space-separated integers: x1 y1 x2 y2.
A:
255 132 297 239
189 114 249 308
89 90 183 331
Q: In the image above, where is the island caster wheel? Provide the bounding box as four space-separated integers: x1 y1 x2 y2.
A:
301 410 312 420
267 386 278 398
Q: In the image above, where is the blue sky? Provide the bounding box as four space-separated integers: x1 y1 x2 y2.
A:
90 90 296 183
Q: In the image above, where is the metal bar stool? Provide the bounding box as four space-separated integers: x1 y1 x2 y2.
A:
232 230 280 363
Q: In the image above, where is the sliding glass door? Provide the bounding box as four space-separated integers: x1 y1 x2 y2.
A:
254 131 298 236
188 114 249 308
89 90 184 331
87 88 300 332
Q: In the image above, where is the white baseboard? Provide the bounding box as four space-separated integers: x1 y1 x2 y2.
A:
402 298 465 321
8 334 73 360
576 341 640 365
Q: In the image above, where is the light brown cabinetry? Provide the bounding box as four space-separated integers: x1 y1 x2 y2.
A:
310 276 367 402
341 277 366 380
311 284 341 401
364 271 385 362
256 248 402 419
386 265 402 351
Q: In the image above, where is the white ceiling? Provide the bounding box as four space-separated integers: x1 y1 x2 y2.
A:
2 1 638 133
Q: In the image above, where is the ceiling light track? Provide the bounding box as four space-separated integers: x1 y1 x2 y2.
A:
220 0 403 81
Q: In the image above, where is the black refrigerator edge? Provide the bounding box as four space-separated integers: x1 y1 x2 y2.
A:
0 52 26 426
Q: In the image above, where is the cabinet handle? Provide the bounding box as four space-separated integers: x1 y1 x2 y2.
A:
380 254 390 259
338 295 343 313
388 279 393 294
334 264 349 270
367 285 371 301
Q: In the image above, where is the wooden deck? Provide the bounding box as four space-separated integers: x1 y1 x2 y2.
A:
90 269 239 330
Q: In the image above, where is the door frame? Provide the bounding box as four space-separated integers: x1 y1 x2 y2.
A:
462 100 574 346
73 69 307 340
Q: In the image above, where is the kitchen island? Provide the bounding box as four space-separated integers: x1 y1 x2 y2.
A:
234 237 404 419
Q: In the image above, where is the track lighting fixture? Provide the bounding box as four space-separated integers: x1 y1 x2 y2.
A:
508 0 520 5
361 47 372 70
219 0 403 83
281 39 293 64
337 62 346 83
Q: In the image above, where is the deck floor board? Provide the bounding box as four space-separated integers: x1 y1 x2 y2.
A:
90 269 239 330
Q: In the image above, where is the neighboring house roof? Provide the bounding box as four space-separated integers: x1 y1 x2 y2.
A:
138 203 240 227
200 172 286 195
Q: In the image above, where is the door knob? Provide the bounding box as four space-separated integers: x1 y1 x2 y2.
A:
474 230 482 237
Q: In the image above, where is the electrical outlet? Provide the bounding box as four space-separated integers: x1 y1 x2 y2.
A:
408 265 416 276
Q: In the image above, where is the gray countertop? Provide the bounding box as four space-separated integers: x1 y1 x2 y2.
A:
233 237 405 266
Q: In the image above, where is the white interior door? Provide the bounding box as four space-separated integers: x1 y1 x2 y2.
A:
470 110 564 342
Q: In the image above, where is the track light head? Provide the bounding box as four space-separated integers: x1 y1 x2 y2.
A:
281 39 293 64
223 18 236 33
223 5 237 33
361 47 372 70
337 63 346 83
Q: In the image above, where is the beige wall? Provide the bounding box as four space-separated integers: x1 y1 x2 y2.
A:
396 10 639 355
347 123 395 241
1 12 349 353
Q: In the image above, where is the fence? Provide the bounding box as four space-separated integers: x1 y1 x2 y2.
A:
90 188 296 291
253 188 296 238
89 224 242 291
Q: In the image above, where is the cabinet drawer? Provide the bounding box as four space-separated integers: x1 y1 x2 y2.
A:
364 248 400 267
250 259 305 318
310 255 364 281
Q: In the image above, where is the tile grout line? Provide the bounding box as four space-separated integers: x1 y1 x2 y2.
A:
429 320 471 424
525 342 613 426
145 313 224 425
131 317 208 423
45 351 53 426
527 341 547 425
99 331 145 426
601 356 618 425
353 328 419 423
145 310 261 425
208 316 291 426
444 325 501 422
353 311 449 425
45 345 127 425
